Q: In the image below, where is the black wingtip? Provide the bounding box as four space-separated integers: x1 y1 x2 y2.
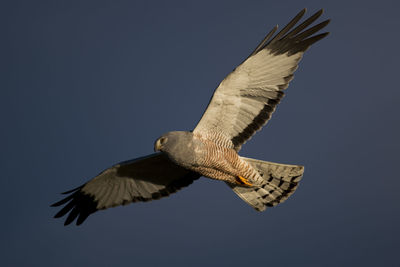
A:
324 19 331 26
267 8 330 55
247 25 279 59
314 19 331 32
50 194 74 207
310 9 324 23
61 185 83 195
245 8 329 62
51 187 98 226
313 32 330 42
76 212 90 226
315 9 323 16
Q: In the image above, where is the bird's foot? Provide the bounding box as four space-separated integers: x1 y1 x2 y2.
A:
237 176 253 186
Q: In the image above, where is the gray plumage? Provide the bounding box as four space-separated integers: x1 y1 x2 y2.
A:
52 9 329 225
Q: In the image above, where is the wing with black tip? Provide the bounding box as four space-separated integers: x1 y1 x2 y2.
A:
51 153 200 225
194 9 330 150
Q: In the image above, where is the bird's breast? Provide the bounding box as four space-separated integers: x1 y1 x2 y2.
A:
164 139 205 170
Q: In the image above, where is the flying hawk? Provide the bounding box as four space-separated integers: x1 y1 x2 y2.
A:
52 9 330 225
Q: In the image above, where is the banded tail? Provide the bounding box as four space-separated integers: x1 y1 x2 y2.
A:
227 157 304 211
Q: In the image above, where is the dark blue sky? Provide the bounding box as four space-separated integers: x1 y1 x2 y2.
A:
1 0 399 266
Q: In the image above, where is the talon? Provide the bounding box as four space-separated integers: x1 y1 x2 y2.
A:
237 176 253 186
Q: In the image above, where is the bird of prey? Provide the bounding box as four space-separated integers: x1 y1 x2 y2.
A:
52 9 330 225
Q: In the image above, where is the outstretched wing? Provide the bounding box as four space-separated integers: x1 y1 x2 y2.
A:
51 153 200 225
194 9 330 150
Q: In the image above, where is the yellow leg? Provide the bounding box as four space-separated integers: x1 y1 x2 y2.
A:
237 176 253 186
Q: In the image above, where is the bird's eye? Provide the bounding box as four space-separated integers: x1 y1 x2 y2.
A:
160 137 167 145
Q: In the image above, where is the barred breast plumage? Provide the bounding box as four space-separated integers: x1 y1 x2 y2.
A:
191 132 263 186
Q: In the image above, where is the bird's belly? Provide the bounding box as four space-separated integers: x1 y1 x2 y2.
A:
191 165 237 183
191 145 243 183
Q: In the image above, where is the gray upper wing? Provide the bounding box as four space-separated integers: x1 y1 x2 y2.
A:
193 9 330 150
51 153 200 225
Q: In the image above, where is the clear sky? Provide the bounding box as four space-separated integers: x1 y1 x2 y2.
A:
1 0 399 266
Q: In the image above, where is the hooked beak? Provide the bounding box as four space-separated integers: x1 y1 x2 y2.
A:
154 139 161 152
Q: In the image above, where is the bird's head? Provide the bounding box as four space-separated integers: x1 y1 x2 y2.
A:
154 131 193 153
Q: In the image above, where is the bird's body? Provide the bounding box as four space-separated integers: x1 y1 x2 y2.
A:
157 131 263 186
52 9 330 225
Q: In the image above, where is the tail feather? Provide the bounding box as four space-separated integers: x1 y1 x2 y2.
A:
227 157 304 211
